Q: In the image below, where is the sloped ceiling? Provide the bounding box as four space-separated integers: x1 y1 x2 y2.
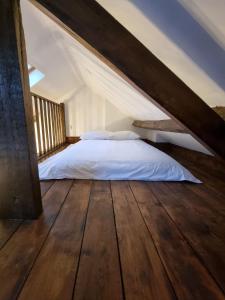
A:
21 0 168 120
97 0 225 108
21 0 225 119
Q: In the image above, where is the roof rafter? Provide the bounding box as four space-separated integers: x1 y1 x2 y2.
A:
133 120 187 133
32 0 225 158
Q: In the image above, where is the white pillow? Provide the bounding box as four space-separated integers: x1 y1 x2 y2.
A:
80 131 111 140
81 130 140 140
109 131 140 140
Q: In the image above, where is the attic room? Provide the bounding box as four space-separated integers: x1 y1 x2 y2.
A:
0 0 225 299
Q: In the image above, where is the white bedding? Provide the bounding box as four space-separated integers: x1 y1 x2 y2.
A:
39 140 200 182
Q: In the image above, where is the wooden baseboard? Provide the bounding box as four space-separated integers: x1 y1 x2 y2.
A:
66 136 80 144
38 144 68 162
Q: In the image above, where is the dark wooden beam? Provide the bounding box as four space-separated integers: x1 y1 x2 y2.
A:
0 0 42 219
32 0 225 158
213 106 225 121
133 120 187 133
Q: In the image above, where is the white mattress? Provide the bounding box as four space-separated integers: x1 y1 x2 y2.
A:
39 140 200 183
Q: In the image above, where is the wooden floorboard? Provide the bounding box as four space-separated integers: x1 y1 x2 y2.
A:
188 166 225 196
149 182 225 294
166 183 225 240
73 181 123 300
0 180 72 300
130 181 224 300
185 183 225 218
1 153 225 300
0 219 22 250
18 180 91 300
111 180 176 300
40 180 55 197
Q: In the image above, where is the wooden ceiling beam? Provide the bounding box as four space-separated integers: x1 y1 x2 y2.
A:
213 107 225 121
133 120 187 133
32 0 225 158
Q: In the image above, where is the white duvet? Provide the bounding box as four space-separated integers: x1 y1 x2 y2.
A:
39 140 200 183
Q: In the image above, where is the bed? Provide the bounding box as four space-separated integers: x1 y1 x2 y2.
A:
39 134 200 183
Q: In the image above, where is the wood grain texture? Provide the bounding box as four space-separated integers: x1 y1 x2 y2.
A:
0 0 42 219
73 181 123 300
0 220 22 250
60 103 66 143
32 0 225 158
149 182 225 294
1 176 225 299
130 181 225 300
0 180 72 300
185 184 225 218
111 181 176 300
40 98 47 154
18 180 91 300
33 95 42 155
40 180 55 197
133 120 187 133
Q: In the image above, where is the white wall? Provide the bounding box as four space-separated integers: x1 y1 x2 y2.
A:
64 86 212 155
63 86 133 136
105 101 133 132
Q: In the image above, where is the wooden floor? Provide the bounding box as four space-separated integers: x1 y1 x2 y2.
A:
0 148 225 299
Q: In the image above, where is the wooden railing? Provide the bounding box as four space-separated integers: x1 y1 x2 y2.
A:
31 93 66 159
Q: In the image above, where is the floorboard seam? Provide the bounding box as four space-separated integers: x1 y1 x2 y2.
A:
148 183 225 297
15 180 74 300
0 221 23 252
71 180 93 300
110 181 126 300
165 183 225 241
128 182 178 300
41 180 55 198
185 184 225 219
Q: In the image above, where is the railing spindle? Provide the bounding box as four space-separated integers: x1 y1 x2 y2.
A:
31 93 66 159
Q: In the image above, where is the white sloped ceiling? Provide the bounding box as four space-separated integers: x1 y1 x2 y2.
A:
21 0 168 120
21 0 225 154
21 0 225 114
97 0 225 108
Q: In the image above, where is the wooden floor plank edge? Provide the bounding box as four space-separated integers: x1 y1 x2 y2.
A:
0 221 23 251
40 180 56 197
147 183 225 297
16 180 74 299
73 181 123 299
109 181 127 300
128 181 178 300
71 180 93 300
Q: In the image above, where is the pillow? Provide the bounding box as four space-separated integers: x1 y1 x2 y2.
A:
80 130 140 140
80 131 111 140
109 131 140 140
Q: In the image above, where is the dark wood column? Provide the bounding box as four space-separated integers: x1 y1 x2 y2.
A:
0 0 42 219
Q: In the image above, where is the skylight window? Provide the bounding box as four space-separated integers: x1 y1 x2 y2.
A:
28 64 45 87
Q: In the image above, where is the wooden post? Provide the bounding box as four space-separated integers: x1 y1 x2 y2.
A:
60 103 66 143
0 0 42 219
